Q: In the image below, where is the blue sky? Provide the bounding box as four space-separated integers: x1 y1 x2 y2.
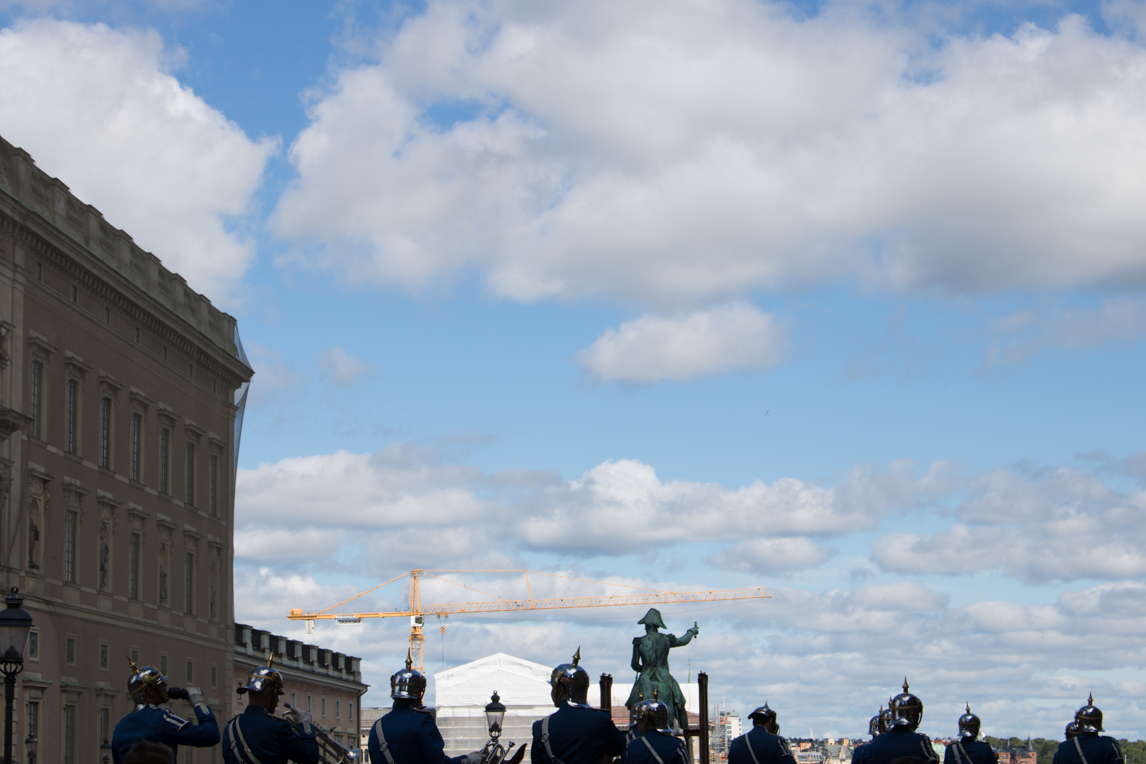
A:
3 0 1146 740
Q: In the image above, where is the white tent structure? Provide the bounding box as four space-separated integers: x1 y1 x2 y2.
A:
433 653 700 757
434 653 557 755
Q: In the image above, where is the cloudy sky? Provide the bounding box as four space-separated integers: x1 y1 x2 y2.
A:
4 0 1146 740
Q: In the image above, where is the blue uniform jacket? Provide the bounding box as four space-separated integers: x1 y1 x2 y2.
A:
112 703 220 764
943 739 998 764
369 702 470 764
866 726 939 764
728 727 796 764
623 730 688 764
531 701 626 764
853 742 873 764
1054 734 1125 764
222 705 320 764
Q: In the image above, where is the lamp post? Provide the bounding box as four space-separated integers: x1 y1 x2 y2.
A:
0 589 33 764
485 692 506 739
23 734 34 764
100 738 112 764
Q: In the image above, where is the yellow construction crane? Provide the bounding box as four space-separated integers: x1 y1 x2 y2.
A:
288 569 770 672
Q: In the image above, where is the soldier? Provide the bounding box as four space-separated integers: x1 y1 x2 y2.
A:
1053 695 1125 764
1065 723 1081 741
370 654 482 764
853 706 886 764
532 648 627 764
943 705 998 764
623 696 689 764
866 680 939 764
112 659 220 764
222 655 319 764
727 704 795 764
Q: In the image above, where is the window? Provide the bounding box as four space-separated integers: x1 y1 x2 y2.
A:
186 660 194 683
63 704 76 764
131 648 139 665
209 455 218 517
162 345 168 361
211 665 217 689
184 552 195 614
129 532 140 599
160 654 167 675
98 707 110 746
99 642 109 670
306 695 312 713
186 442 196 505
65 636 75 666
104 306 110 324
64 510 77 582
159 428 170 494
336 699 341 719
187 363 193 378
27 632 38 661
134 327 141 343
71 285 77 303
291 692 297 708
30 360 42 439
25 701 38 740
99 396 111 468
212 379 217 394
131 413 142 481
349 703 354 722
322 697 327 717
65 378 78 453
35 262 42 280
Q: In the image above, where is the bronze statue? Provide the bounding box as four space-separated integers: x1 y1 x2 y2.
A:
625 608 698 731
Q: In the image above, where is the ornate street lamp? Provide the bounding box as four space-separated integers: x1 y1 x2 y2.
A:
23 734 35 764
485 691 506 738
0 589 32 764
101 738 112 764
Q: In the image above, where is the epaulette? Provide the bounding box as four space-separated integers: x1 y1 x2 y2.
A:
414 706 434 714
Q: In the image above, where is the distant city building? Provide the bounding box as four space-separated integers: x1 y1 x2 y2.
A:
710 708 742 762
233 624 368 755
995 738 1038 764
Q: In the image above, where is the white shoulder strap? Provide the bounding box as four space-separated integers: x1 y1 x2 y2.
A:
744 734 762 764
542 715 565 764
641 736 667 764
374 718 398 764
227 718 264 764
1074 738 1090 764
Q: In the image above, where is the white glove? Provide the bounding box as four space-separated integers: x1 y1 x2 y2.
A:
291 708 314 735
185 687 208 714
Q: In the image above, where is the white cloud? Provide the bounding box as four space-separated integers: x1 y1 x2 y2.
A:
317 346 373 386
984 297 1146 366
872 467 1146 582
233 444 1146 735
0 19 277 302
245 343 303 407
709 537 835 575
578 303 785 383
275 2 1146 306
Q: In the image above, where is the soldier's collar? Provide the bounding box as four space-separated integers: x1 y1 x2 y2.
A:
563 700 593 709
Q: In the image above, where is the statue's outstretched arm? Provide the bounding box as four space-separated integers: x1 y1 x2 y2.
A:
668 623 700 647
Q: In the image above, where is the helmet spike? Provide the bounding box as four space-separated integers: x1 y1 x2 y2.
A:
903 677 910 693
572 647 581 667
966 702 971 714
1088 692 1094 705
653 687 659 701
128 656 140 673
405 648 413 671
265 652 274 669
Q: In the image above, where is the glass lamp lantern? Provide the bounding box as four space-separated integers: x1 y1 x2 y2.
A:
485 692 506 738
0 589 32 668
25 733 37 764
